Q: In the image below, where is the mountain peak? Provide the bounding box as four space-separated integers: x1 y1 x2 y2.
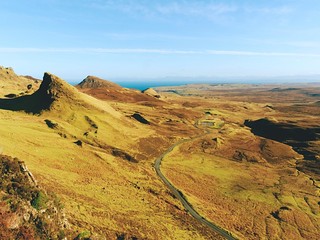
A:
77 76 121 89
0 72 78 114
38 72 76 100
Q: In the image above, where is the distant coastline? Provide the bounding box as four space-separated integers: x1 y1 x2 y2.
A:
113 78 320 90
114 81 188 90
69 77 320 91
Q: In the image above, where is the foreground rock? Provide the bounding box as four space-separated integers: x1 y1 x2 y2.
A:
0 72 79 114
0 154 71 239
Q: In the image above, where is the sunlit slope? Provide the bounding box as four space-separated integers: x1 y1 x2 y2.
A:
0 72 218 239
76 75 162 104
0 66 41 97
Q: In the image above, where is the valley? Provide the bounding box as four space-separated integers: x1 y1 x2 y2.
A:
0 67 319 239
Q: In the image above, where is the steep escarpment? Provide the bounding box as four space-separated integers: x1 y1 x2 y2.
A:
0 72 79 114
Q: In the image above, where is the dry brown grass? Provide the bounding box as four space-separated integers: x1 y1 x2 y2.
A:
1 72 319 239
158 84 320 239
0 73 223 239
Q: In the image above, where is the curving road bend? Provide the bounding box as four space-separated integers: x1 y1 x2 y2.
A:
154 132 237 240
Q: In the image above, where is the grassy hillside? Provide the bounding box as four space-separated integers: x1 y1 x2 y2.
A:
0 66 40 98
2 69 319 239
0 71 220 239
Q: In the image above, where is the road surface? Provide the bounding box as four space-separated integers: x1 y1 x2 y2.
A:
154 132 237 240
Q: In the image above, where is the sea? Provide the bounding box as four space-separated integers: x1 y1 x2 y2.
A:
70 77 320 91
113 81 189 90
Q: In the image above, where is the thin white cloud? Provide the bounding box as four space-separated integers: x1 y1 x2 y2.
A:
206 50 320 57
102 32 201 41
89 1 237 20
241 38 320 49
0 47 319 57
244 6 293 15
88 1 293 20
155 2 237 16
285 41 320 48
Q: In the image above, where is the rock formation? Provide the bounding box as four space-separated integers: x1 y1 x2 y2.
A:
142 88 161 98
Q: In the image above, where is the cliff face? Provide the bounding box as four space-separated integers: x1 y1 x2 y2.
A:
0 72 80 114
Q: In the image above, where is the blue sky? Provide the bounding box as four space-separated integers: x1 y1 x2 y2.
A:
1 0 320 82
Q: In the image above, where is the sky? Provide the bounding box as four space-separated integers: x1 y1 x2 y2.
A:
1 0 320 83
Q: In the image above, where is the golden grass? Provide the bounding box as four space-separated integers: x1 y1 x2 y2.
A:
0 105 215 239
1 77 319 239
161 135 320 239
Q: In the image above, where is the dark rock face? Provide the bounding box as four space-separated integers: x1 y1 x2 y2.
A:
112 148 138 163
0 72 72 114
74 140 83 147
131 113 150 125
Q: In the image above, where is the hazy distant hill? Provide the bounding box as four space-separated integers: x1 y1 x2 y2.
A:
76 75 162 104
78 75 122 89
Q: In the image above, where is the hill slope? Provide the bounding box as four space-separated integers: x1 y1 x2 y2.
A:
78 76 122 89
0 66 41 98
76 76 162 104
0 69 217 239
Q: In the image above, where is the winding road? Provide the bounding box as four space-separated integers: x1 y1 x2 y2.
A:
154 130 237 240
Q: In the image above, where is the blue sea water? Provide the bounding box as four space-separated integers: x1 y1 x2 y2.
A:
70 77 320 90
113 81 188 90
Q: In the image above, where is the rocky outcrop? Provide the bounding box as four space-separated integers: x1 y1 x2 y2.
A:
0 154 71 239
142 88 160 98
0 72 79 114
132 113 150 125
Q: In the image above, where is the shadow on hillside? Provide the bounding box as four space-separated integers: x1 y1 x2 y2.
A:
245 118 320 161
0 93 53 114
